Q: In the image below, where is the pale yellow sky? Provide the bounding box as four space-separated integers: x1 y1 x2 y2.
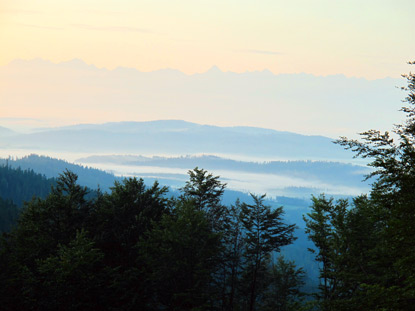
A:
1 0 414 79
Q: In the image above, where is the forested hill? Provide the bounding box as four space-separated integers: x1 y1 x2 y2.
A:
0 165 56 232
0 164 56 207
0 155 313 208
0 163 115 232
0 155 119 191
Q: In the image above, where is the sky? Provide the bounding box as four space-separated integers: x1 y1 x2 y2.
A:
1 0 414 79
0 0 414 137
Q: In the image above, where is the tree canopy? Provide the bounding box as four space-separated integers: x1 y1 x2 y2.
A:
0 168 301 311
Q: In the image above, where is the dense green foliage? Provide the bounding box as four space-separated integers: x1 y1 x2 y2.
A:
0 168 303 310
303 62 415 310
240 195 297 311
0 197 19 233
0 164 55 207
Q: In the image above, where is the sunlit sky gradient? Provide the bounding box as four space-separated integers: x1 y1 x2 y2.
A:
1 0 414 79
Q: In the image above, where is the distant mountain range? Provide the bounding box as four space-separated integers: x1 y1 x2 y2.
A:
0 120 356 161
0 58 404 137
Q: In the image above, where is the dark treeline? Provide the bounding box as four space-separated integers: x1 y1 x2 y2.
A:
0 168 305 310
0 154 119 191
0 164 56 207
0 165 56 232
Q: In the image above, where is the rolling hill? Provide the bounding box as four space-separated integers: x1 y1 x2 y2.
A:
0 120 356 161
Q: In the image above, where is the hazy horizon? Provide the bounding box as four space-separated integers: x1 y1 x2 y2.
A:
0 57 406 138
2 1 414 138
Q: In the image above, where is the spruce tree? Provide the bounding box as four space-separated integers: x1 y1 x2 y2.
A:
240 194 296 311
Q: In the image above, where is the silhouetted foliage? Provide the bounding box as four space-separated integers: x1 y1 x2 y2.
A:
240 194 297 311
303 62 415 310
0 167 300 310
0 197 19 232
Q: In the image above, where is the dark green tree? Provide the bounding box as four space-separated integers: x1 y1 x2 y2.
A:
336 62 415 309
180 167 229 309
303 195 337 310
90 177 170 309
261 256 305 311
35 230 107 311
0 197 19 233
180 167 226 231
13 170 90 267
91 177 169 267
0 170 94 310
240 194 296 311
219 200 246 311
140 199 221 310
333 196 384 310
304 194 388 310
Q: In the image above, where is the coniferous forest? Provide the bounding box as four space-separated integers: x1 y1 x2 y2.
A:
0 65 414 310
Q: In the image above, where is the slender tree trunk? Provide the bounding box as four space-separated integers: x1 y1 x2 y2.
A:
248 255 260 311
229 231 241 311
229 264 236 311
